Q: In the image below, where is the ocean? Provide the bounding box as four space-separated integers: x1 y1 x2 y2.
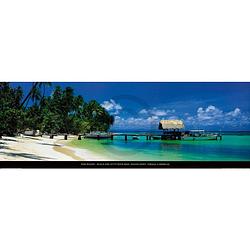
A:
70 132 250 161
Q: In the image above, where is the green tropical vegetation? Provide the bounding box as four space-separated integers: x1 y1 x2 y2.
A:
0 82 114 137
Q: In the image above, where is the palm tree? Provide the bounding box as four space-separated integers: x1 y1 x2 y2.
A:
20 82 51 108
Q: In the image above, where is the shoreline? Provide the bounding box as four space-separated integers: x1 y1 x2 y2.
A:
1 134 249 162
0 135 111 161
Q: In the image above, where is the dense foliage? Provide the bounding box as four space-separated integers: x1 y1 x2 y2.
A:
0 83 114 136
0 83 25 137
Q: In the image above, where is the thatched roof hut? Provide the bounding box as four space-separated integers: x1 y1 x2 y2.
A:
159 120 184 130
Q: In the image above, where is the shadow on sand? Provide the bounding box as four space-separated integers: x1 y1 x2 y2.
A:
21 136 41 141
38 142 61 147
0 151 53 160
0 138 18 142
0 141 7 149
0 137 55 160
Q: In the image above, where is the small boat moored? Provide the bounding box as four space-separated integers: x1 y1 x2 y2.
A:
182 130 222 141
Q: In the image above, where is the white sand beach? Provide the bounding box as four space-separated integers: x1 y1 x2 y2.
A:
0 135 110 161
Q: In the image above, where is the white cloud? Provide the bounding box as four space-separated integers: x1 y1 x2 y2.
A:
226 108 241 117
114 115 121 120
153 110 168 116
197 105 223 122
113 105 250 130
185 105 250 128
168 115 179 120
114 115 159 129
138 108 175 117
147 115 159 123
139 109 148 115
101 99 122 115
114 112 181 130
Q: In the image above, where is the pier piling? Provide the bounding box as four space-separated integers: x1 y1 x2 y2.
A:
108 132 223 142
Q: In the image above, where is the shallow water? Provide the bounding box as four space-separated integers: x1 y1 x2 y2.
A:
70 134 250 161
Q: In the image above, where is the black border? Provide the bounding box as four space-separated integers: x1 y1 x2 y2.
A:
0 161 249 168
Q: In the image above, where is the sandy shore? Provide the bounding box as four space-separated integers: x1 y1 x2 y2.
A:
0 135 111 161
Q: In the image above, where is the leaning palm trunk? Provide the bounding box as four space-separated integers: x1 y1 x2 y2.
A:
20 83 39 108
20 82 51 108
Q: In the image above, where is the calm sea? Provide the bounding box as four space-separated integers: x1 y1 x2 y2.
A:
71 131 250 161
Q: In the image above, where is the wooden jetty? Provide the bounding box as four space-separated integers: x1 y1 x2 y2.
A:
111 133 162 141
57 119 222 142
47 132 222 141
77 133 191 141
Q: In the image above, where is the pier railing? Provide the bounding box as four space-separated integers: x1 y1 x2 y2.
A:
45 132 222 141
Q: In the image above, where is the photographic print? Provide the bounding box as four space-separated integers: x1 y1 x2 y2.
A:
0 82 249 167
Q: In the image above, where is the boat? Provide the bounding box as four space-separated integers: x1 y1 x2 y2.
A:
182 130 222 141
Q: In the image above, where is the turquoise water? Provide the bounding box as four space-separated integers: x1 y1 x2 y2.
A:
70 134 250 161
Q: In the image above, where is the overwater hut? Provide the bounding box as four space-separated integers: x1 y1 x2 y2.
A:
159 120 184 130
158 120 184 140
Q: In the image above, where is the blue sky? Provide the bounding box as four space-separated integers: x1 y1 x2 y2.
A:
12 82 250 131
